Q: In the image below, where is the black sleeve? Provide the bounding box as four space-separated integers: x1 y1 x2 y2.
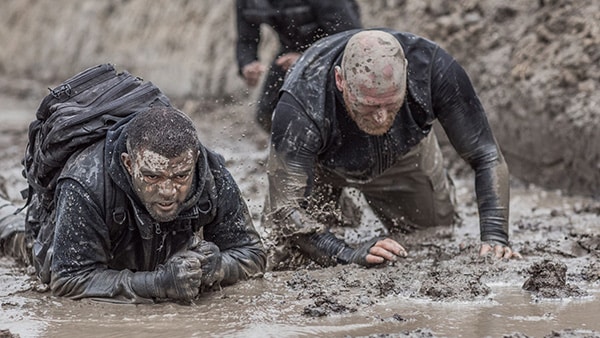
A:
201 157 266 285
50 180 157 303
235 0 261 73
267 92 355 264
431 51 510 245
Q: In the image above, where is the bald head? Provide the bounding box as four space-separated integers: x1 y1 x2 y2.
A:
335 30 408 135
340 30 407 95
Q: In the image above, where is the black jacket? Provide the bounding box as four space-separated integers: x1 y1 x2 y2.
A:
37 119 266 303
268 29 510 259
235 0 361 72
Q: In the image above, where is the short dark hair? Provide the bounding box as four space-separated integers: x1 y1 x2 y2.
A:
125 106 201 158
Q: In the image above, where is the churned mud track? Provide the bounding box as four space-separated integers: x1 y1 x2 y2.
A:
1 99 599 337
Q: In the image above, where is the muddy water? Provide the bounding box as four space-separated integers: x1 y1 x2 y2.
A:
4 183 597 338
5 277 599 338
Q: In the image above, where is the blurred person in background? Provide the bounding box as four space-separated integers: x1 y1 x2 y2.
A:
235 0 362 133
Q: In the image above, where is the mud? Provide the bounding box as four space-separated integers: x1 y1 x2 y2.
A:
1 98 599 338
1 0 600 337
523 259 587 300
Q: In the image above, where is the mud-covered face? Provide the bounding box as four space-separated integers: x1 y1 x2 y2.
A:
122 148 196 222
336 65 406 136
339 74 404 135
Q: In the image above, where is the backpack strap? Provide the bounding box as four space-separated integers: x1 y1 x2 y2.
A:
103 160 128 241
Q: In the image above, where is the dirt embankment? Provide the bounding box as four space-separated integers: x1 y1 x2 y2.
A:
361 1 600 198
1 0 598 197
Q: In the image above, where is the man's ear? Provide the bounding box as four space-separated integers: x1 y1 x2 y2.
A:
334 65 344 92
121 152 133 175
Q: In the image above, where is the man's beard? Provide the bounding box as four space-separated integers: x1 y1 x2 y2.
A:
352 111 397 136
145 201 181 223
342 86 400 136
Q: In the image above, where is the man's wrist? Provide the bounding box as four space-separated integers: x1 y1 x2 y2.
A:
481 240 506 247
335 247 355 265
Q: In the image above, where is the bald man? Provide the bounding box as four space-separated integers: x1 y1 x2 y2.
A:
264 29 520 270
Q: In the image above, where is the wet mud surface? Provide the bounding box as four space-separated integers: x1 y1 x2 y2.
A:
1 98 599 337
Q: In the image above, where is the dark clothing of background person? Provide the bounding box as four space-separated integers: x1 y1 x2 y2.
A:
266 28 510 267
235 0 362 132
0 116 266 304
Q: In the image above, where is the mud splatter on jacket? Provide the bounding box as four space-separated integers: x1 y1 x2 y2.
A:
42 120 266 303
268 29 510 263
235 0 361 72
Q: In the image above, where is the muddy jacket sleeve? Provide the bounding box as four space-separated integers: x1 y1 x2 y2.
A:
201 163 267 285
267 93 356 265
50 180 165 303
431 55 510 245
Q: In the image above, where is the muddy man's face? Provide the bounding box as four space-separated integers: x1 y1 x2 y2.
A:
336 64 406 135
122 147 196 222
337 68 405 136
335 31 408 136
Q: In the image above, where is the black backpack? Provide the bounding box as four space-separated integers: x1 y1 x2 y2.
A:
21 63 171 247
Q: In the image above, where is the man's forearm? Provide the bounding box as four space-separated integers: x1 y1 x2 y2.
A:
295 230 354 266
475 162 510 245
219 243 266 285
50 269 157 303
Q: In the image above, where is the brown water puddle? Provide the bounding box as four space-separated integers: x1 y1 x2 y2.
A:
6 279 597 338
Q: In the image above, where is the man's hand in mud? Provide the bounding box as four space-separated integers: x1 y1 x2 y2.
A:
190 240 223 289
275 52 301 71
160 251 204 300
365 238 407 265
479 242 522 260
242 61 266 87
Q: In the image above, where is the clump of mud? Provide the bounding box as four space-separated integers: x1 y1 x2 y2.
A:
576 233 600 255
543 329 600 338
522 259 587 299
303 293 357 317
0 329 20 338
502 333 532 338
504 329 600 338
286 270 358 317
581 261 600 282
348 328 436 338
418 268 490 301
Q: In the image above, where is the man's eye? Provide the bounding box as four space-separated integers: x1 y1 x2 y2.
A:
144 175 159 181
175 174 189 181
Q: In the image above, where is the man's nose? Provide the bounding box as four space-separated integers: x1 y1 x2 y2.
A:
157 180 177 197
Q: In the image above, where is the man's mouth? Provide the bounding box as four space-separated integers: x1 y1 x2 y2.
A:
156 202 176 212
